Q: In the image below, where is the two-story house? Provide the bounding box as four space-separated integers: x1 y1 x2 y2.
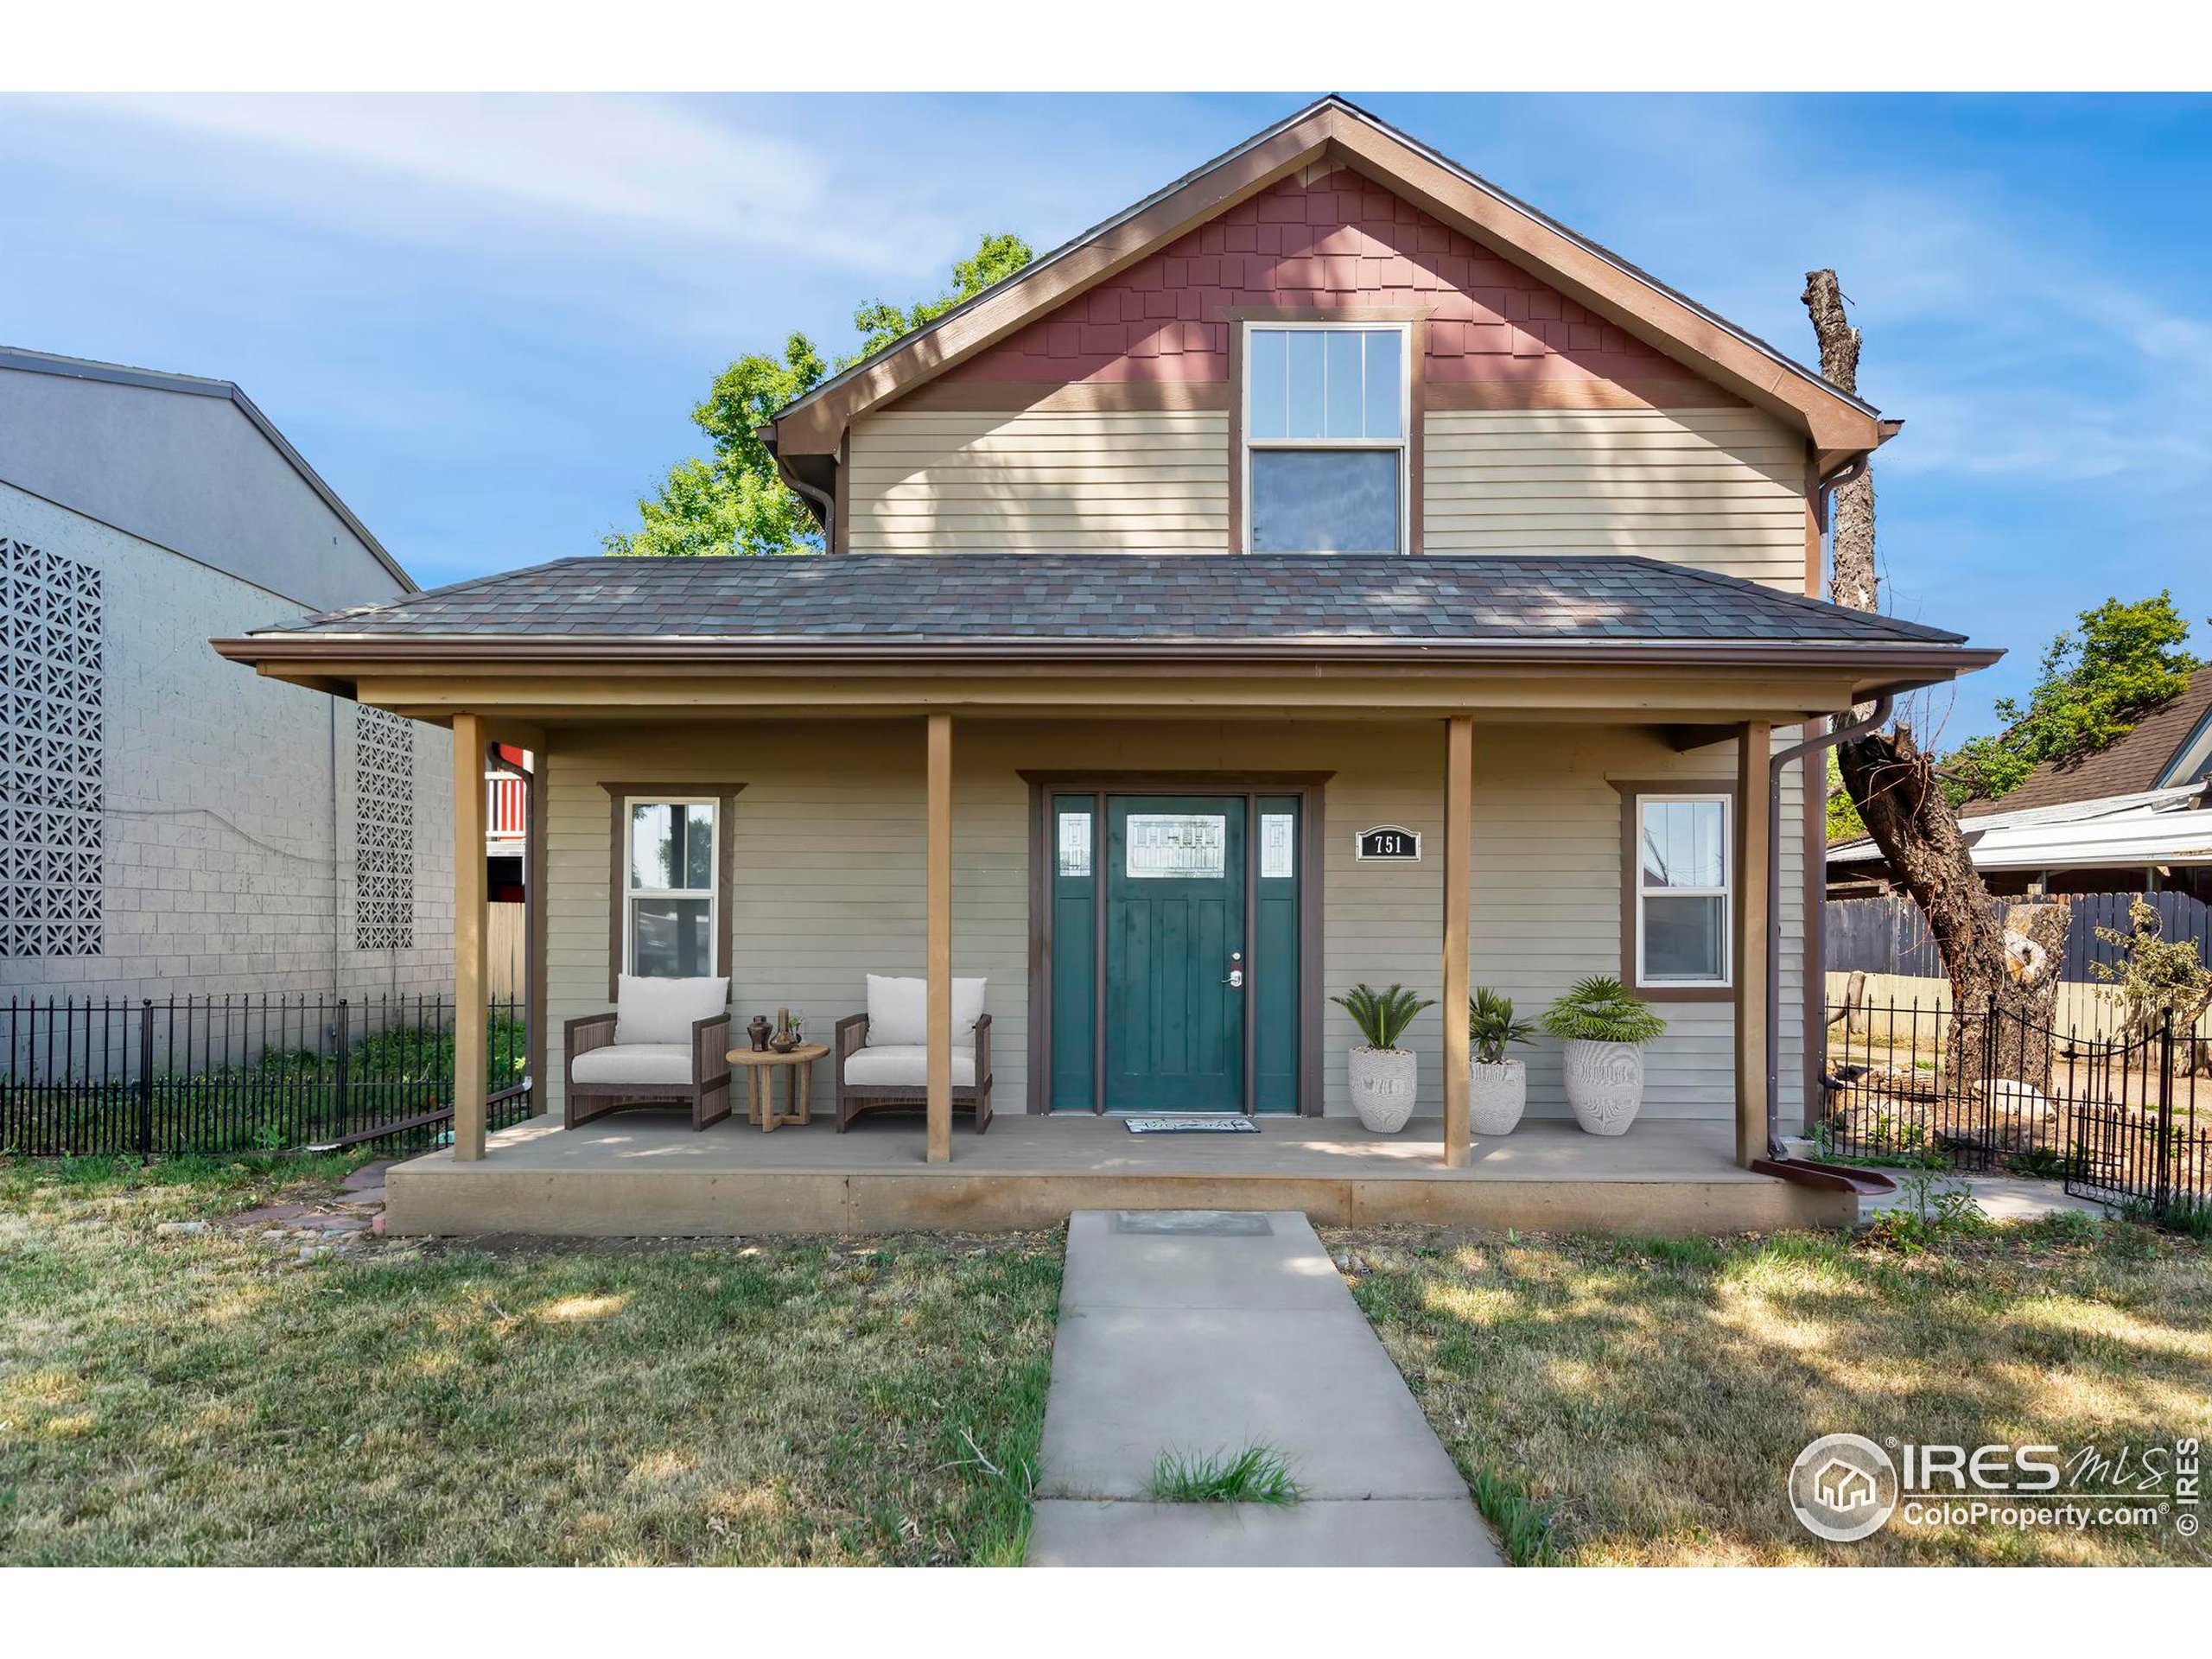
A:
219 98 1995 1236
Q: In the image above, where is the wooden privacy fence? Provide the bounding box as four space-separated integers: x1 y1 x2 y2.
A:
1827 889 2210 982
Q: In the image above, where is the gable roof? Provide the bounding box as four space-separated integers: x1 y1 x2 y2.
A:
767 96 1888 470
1996 667 2212 813
0 345 416 595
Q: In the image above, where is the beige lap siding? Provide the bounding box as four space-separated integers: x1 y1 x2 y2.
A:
537 720 1805 1125
1422 406 1810 589
844 409 1230 553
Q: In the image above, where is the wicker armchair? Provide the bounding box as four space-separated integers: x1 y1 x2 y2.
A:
833 975 992 1134
564 975 733 1132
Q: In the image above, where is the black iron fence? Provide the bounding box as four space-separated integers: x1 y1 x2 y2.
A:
0 994 532 1159
1821 992 2210 1223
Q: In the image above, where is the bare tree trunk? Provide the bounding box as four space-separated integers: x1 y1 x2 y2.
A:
1997 899 2069 1093
1801 271 1878 615
1805 268 2038 1103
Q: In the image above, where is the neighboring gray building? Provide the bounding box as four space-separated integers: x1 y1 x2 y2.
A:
0 346 454 1005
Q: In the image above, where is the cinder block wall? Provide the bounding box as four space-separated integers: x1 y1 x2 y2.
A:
0 481 454 1007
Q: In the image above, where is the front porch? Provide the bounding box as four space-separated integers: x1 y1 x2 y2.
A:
385 1111 1853 1236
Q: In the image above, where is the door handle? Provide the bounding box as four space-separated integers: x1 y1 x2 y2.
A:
1224 969 1244 988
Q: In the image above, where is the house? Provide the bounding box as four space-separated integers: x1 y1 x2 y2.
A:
217 97 1996 1236
0 346 454 1007
1828 668 2212 900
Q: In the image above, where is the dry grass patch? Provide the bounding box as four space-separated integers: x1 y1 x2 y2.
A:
1325 1220 2212 1567
0 1154 1061 1565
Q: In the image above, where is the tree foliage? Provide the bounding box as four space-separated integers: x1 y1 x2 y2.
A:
1946 592 2202 803
607 232 1033 558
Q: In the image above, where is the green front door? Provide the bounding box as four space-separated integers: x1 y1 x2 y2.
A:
1104 797 1246 1111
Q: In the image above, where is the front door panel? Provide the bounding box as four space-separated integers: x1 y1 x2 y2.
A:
1104 797 1245 1110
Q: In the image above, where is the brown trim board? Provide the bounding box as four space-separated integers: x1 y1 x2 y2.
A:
597 781 747 1001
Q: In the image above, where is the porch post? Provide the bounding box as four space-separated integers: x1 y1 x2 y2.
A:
1732 721 1772 1168
1442 715 1473 1169
451 712 488 1162
925 712 953 1165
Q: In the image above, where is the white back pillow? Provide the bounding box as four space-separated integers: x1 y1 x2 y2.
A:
615 974 729 1045
866 975 986 1049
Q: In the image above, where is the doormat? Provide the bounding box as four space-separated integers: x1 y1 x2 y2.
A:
1122 1116 1259 1134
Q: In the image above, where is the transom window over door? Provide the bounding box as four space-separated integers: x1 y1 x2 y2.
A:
1636 794 1731 988
1243 323 1408 554
626 798 718 977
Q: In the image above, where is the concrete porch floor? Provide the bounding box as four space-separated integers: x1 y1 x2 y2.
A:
385 1112 1854 1236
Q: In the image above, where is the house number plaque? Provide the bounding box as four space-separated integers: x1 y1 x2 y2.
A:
1356 825 1421 862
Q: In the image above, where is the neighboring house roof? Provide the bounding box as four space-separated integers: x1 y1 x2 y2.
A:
1830 784 2212 874
228 551 1976 665
0 344 415 603
1994 668 2212 813
767 95 1889 470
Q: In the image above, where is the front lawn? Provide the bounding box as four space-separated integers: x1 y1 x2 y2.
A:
0 1156 1061 1565
1329 1220 2212 1566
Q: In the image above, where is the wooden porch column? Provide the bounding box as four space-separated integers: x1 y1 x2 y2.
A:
1442 715 1473 1169
925 712 953 1165
451 712 488 1162
1732 721 1773 1168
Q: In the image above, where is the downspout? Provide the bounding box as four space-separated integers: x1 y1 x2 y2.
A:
760 426 836 550
1758 448 1881 1154
1764 692 1891 1156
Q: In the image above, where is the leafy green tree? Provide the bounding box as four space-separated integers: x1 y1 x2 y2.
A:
1943 593 2202 803
607 233 1033 557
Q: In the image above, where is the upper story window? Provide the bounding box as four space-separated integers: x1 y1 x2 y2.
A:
1243 323 1408 554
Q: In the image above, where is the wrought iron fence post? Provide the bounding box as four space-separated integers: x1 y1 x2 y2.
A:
137 1000 155 1164
335 1000 352 1145
2156 1013 2175 1221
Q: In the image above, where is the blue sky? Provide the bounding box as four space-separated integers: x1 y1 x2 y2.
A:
3 92 2205 740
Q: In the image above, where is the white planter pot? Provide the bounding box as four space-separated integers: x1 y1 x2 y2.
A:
1470 1059 1526 1135
1562 1039 1645 1135
1348 1046 1418 1133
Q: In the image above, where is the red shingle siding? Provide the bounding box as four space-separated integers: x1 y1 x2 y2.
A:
944 168 1688 388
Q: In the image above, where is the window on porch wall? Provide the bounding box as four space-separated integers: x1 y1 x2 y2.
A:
1244 323 1407 553
1636 794 1731 988
625 798 718 977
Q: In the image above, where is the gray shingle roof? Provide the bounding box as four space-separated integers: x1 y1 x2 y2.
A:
255 554 1968 649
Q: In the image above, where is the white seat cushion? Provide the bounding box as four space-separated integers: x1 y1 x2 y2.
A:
614 974 728 1045
842 1044 976 1090
865 974 985 1048
571 1042 696 1086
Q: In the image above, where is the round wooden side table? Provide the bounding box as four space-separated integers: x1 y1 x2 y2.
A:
724 1042 830 1132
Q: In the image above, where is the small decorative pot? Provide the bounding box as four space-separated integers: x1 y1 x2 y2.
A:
1470 1058 1526 1135
1562 1039 1644 1135
1349 1046 1418 1134
747 1015 772 1052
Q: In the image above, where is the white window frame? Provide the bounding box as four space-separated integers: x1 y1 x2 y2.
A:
1634 791 1732 989
622 795 720 977
1240 320 1411 555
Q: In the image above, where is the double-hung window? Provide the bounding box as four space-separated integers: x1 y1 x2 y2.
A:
1243 322 1408 553
1635 794 1731 988
624 798 719 977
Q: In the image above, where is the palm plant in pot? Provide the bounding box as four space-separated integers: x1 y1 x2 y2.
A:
1539 975 1667 1136
1468 987 1537 1135
1331 982 1436 1133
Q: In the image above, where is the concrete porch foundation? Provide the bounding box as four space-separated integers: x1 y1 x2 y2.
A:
385 1114 1853 1237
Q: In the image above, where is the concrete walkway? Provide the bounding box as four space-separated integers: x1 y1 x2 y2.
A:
1027 1210 1503 1567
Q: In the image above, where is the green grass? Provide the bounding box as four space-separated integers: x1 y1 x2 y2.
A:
1147 1444 1301 1505
1328 1217 2212 1566
0 1154 1063 1565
